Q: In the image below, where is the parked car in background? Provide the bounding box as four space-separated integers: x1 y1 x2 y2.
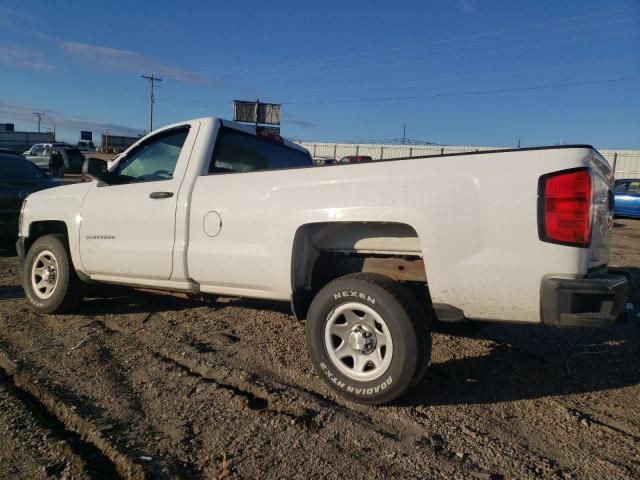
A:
315 157 338 166
613 178 640 218
339 155 373 164
0 154 60 242
77 140 96 152
0 148 25 159
23 143 85 173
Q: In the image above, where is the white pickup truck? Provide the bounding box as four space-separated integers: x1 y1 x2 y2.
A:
16 117 628 404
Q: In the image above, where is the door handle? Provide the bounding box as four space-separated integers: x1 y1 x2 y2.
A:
149 191 174 199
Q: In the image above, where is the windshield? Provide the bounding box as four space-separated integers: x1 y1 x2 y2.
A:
0 157 48 179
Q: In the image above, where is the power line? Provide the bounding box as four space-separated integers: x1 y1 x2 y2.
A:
159 97 228 106
159 6 638 78
256 57 639 96
232 16 640 77
141 74 162 132
157 60 639 108
280 76 640 105
250 28 638 79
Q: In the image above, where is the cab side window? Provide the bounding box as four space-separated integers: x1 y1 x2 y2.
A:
116 128 189 182
209 127 313 174
628 181 640 194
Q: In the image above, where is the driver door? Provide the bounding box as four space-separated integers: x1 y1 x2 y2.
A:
79 126 194 280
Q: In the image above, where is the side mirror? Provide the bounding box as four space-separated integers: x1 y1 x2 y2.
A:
83 157 108 182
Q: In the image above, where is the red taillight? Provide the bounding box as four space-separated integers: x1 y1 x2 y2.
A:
538 168 592 247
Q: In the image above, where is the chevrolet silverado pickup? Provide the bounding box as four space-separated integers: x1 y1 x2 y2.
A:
15 117 628 404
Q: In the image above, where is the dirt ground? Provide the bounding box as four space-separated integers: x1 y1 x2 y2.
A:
0 220 638 480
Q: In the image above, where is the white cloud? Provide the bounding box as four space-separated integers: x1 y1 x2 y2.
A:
55 39 208 83
0 45 56 71
0 5 39 23
0 101 143 136
0 7 210 84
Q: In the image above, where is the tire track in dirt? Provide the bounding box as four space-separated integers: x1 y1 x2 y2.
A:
0 319 207 479
93 301 626 479
1 306 473 478
93 314 433 444
2 294 637 479
0 350 143 479
92 308 569 479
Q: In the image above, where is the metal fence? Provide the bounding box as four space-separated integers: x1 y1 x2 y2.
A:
298 142 640 179
600 150 640 179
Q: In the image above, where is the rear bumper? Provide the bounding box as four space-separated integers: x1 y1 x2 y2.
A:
542 270 629 328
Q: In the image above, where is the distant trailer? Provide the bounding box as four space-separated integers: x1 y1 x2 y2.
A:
100 134 142 153
0 131 55 151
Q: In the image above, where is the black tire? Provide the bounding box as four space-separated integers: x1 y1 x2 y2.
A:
22 234 83 313
306 273 431 405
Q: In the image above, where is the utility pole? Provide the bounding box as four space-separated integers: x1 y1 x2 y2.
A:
141 74 162 132
32 112 45 132
401 124 407 145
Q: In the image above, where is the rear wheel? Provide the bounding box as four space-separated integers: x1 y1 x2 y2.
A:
23 235 83 313
305 273 431 404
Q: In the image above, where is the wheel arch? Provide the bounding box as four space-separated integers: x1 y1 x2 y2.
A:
25 220 69 252
23 220 88 280
290 221 429 319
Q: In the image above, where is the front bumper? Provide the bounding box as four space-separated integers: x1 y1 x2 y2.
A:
542 270 629 328
16 236 26 266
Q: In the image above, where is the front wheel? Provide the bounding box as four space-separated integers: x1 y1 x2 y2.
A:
23 234 83 313
305 273 431 405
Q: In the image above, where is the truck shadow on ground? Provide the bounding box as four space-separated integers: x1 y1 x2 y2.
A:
406 266 640 407
406 320 640 407
81 288 293 317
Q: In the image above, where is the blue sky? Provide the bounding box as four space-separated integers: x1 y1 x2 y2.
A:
0 0 639 148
